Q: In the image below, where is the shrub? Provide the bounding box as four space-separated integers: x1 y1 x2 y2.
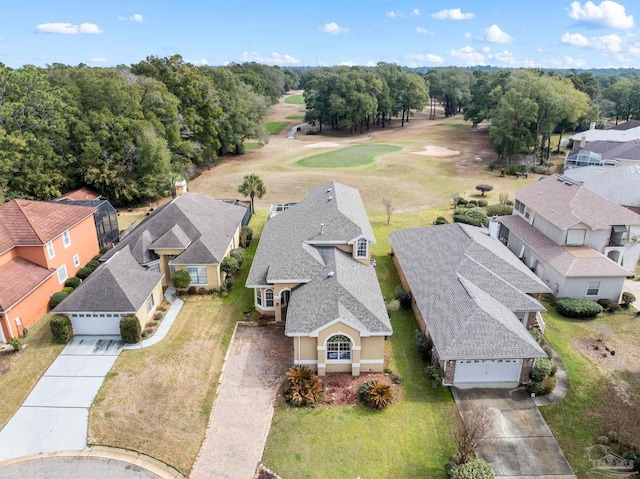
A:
484 204 513 216
447 457 495 479
224 277 235 291
50 314 73 344
475 184 494 196
542 344 553 359
608 302 621 312
76 266 93 280
621 292 636 307
525 375 556 396
91 253 103 262
468 200 478 206
425 364 445 388
386 299 400 313
477 199 488 207
556 297 602 319
9 338 22 351
505 165 525 176
230 248 244 267
358 380 392 410
62 287 74 294
283 366 323 406
505 200 514 206
188 286 197 295
453 215 484 228
434 216 449 225
394 285 411 309
240 226 253 248
623 451 640 473
87 259 101 271
221 256 239 275
415 331 431 361
49 291 69 308
64 277 81 289
598 298 614 311
530 330 542 344
530 358 552 382
120 314 141 344
457 198 468 205
172 269 191 290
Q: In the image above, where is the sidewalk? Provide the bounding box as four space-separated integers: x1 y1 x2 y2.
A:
124 287 183 350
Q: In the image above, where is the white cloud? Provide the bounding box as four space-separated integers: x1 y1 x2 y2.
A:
366 61 376 67
560 32 590 47
522 59 538 68
464 32 472 39
566 1 634 29
614 53 631 62
564 55 587 67
449 46 485 65
482 46 491 53
404 53 445 66
185 58 208 65
484 24 512 43
118 13 144 22
489 50 515 64
89 57 107 63
416 27 430 34
386 11 404 18
238 51 301 66
411 9 420 17
432 8 475 20
320 22 349 35
340 60 356 66
537 48 544 53
35 22 102 34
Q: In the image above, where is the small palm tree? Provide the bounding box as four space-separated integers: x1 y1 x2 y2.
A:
237 173 267 214
283 366 323 406
359 380 393 410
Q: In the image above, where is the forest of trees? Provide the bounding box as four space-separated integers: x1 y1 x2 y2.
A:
0 56 298 205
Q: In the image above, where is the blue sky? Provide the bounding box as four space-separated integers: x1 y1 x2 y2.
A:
1 0 639 69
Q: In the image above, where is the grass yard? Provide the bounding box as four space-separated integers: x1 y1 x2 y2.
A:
244 142 262 149
285 115 305 120
267 121 290 134
284 94 304 104
261 215 458 479
540 303 640 476
297 144 401 168
88 214 265 475
0 316 65 430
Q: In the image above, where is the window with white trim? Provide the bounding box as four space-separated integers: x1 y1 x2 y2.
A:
73 254 80 267
187 266 207 285
62 230 71 248
57 265 68 284
46 241 55 259
265 289 274 308
147 262 160 273
255 289 263 306
326 334 352 361
355 238 368 258
515 200 525 214
586 281 600 296
145 293 155 316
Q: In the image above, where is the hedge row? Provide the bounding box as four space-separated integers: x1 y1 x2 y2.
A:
556 297 602 319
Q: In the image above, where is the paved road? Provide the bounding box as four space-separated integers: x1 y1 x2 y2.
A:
453 388 576 479
0 336 122 461
190 322 292 479
0 456 160 479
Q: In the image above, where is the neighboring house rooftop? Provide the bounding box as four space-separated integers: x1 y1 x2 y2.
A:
514 174 640 230
101 193 246 266
498 215 631 278
56 187 101 202
609 120 640 131
563 164 640 208
570 128 640 143
0 199 95 254
581 140 640 162
389 223 548 360
52 246 164 313
0 258 54 311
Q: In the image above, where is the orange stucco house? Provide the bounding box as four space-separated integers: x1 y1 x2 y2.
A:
0 199 99 342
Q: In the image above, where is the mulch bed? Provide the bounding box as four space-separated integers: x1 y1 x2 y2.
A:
320 373 402 406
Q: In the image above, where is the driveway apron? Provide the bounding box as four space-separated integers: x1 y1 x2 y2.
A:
0 336 122 462
190 322 292 479
452 388 576 479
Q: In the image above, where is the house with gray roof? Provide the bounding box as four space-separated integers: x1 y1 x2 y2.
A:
246 181 391 377
389 223 548 389
102 184 247 291
52 246 164 336
496 175 640 302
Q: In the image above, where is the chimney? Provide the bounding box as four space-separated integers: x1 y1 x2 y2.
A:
580 134 586 149
320 223 324 235
175 179 187 197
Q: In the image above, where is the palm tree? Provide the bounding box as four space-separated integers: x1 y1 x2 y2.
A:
237 173 266 214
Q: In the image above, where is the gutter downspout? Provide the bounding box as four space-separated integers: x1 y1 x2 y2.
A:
2 313 14 340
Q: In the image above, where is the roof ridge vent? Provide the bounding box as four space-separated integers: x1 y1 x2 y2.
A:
327 271 335 278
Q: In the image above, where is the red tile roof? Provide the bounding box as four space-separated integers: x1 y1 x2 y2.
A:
0 257 54 311
0 199 95 252
57 187 101 201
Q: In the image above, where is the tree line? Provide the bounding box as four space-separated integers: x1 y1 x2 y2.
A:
0 56 298 205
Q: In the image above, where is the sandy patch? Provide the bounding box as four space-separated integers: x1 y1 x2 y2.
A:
303 141 341 149
413 145 461 157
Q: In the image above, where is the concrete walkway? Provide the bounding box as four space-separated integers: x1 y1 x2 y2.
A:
453 388 576 479
287 122 308 139
190 322 292 479
623 277 640 302
124 287 183 350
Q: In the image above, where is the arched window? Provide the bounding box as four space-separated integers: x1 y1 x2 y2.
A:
356 238 368 258
326 334 352 361
265 288 274 308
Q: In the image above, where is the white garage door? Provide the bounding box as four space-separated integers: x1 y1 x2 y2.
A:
454 359 522 385
70 313 121 336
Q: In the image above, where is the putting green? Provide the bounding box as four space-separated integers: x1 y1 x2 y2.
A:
267 122 289 134
297 144 401 168
284 94 304 104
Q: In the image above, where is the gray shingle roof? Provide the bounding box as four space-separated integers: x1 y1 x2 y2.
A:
583 140 640 161
514 174 640 230
498 215 630 277
102 193 246 266
52 246 164 313
389 223 547 360
563 164 640 208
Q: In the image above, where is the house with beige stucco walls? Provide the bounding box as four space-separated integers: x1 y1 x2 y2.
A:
246 181 392 376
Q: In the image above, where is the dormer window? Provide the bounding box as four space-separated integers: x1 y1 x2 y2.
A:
356 238 368 258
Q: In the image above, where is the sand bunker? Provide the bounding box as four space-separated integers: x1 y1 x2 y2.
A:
303 142 341 148
412 145 461 157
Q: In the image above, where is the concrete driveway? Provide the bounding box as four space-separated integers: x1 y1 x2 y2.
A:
0 456 161 479
190 322 292 479
453 388 576 478
0 336 122 462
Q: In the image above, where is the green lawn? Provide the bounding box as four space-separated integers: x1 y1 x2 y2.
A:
261 215 458 479
267 122 290 134
297 144 401 168
244 142 262 149
285 115 305 120
284 94 305 105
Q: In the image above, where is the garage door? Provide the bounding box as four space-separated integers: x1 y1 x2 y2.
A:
70 314 121 336
454 359 522 385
